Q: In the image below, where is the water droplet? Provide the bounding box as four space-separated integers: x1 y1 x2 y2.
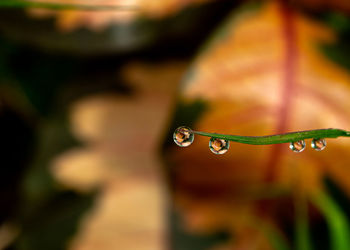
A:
311 138 326 151
173 126 194 147
289 140 306 153
209 137 230 154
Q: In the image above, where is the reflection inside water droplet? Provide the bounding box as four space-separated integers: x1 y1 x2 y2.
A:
173 126 194 147
209 137 229 154
289 140 306 153
311 138 326 151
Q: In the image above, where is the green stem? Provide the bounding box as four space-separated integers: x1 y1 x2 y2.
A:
192 128 350 145
311 191 350 250
295 194 313 250
0 0 138 10
257 221 291 250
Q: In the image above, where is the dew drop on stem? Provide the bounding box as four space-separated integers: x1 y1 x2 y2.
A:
311 138 326 151
289 140 306 153
209 137 230 154
173 126 194 147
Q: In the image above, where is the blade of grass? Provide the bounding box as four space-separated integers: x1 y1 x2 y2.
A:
191 128 350 145
295 194 313 250
249 213 291 250
261 222 291 250
311 191 350 250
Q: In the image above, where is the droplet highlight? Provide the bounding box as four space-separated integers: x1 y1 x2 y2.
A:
173 126 194 147
311 138 326 151
209 137 230 154
289 140 306 153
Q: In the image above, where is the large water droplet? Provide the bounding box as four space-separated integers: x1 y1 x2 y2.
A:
311 138 326 151
289 140 306 153
209 137 230 154
173 126 194 147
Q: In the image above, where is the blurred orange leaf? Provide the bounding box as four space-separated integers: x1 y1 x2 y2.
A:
170 0 350 247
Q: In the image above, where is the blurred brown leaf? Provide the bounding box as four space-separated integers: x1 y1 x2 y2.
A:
51 61 188 250
296 0 350 14
28 0 212 32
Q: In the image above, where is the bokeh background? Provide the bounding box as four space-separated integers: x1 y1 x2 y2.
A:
1 0 350 250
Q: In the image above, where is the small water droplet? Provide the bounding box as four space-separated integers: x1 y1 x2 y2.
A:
209 137 229 154
173 126 194 147
289 140 306 153
311 138 326 151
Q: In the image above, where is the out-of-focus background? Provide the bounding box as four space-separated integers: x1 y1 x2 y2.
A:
1 0 350 250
